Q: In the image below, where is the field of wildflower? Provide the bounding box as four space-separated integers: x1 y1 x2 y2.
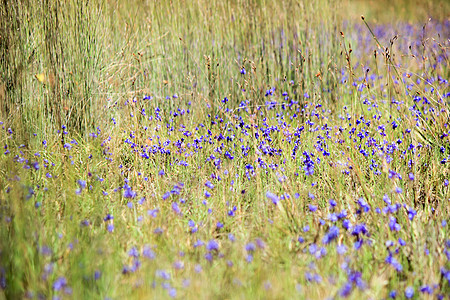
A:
0 0 449 299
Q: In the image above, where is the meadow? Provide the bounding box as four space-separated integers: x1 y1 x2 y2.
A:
0 0 449 299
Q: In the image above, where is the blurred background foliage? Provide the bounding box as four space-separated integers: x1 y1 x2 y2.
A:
1 0 448 139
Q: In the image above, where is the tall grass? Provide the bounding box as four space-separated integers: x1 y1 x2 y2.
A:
2 0 344 137
0 0 449 299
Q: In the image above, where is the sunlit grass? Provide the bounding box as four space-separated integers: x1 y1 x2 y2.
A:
0 0 449 299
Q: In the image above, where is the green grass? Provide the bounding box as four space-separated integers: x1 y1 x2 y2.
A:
0 0 449 299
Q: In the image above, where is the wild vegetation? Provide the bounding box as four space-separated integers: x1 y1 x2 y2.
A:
0 0 449 299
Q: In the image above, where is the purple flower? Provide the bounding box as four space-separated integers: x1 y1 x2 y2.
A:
173 261 184 270
405 286 414 298
123 186 136 199
419 285 433 294
389 217 401 231
339 282 353 297
308 204 318 212
407 207 417 221
172 202 181 215
322 226 339 244
128 247 139 258
143 246 155 259
302 152 315 176
94 270 101 280
228 233 236 242
357 198 370 212
77 180 86 189
205 252 213 262
194 239 204 248
206 240 219 252
32 161 39 170
255 238 266 249
337 244 347 255
53 277 67 291
266 191 279 205
154 227 163 234
194 265 202 273
106 224 114 232
354 240 363 250
168 288 176 298
245 242 256 253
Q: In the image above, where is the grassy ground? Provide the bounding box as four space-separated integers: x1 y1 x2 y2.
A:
0 0 449 299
